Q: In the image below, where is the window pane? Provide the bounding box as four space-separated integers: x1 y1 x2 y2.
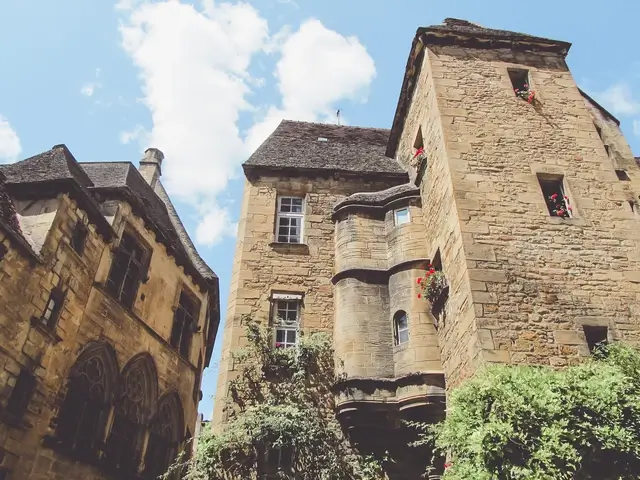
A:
290 198 303 213
286 330 296 343
276 329 286 343
395 208 410 225
398 329 409 344
397 314 408 330
279 198 292 212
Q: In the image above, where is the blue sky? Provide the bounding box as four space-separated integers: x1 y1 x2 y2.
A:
1 0 639 419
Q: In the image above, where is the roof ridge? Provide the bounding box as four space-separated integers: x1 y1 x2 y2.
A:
279 119 390 132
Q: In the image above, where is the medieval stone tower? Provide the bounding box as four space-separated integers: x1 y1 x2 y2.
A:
213 18 640 478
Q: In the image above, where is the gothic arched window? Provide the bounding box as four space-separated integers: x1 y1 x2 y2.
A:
56 341 119 460
143 392 184 479
107 353 158 476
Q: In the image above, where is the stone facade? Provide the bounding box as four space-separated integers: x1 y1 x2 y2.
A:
0 146 219 479
213 17 639 480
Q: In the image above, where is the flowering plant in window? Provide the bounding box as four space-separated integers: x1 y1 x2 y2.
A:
411 147 426 168
548 193 572 218
515 83 536 104
416 265 448 303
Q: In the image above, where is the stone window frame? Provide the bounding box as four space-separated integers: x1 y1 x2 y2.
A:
275 196 305 244
170 286 201 359
507 68 531 97
105 227 151 310
271 292 303 348
393 310 409 346
394 207 411 226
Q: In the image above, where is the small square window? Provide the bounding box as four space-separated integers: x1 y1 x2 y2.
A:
616 170 630 181
394 208 411 226
538 177 572 218
508 69 530 96
6 370 36 420
71 222 88 255
276 197 304 244
583 325 608 353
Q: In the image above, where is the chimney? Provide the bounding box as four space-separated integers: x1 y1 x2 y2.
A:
138 148 164 188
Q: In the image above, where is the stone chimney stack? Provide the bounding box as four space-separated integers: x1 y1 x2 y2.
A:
138 148 164 188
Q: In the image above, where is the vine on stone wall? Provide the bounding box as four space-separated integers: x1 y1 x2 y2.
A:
166 320 385 480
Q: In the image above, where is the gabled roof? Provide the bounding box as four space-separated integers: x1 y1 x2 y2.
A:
243 120 407 177
80 161 218 282
386 18 571 159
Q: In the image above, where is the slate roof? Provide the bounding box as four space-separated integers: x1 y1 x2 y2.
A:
0 169 38 260
386 18 571 158
80 161 218 281
243 120 407 176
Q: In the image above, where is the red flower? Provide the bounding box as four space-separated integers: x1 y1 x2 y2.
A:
550 193 558 200
413 147 425 158
563 195 568 200
417 278 422 284
275 342 283 348
557 209 565 216
430 268 435 274
417 293 422 299
444 463 452 469
568 206 573 212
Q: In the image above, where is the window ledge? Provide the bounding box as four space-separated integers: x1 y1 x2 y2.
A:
0 410 32 430
269 242 309 254
30 316 62 344
546 216 587 227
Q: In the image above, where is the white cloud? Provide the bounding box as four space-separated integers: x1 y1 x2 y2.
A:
81 83 96 97
0 115 21 163
245 18 376 151
633 119 640 137
598 83 640 116
118 2 376 246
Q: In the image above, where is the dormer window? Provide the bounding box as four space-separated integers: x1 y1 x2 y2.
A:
276 197 304 244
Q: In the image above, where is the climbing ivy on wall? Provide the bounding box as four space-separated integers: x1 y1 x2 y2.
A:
168 320 384 480
412 343 640 480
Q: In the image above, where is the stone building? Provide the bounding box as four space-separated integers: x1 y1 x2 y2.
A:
213 17 640 479
0 145 219 479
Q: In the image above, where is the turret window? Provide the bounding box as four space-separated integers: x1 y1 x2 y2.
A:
394 207 411 226
393 311 409 346
276 197 304 244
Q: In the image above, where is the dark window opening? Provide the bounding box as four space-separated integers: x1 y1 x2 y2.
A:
616 170 631 181
0 243 7 262
6 370 36 420
143 395 183 480
538 177 572 218
595 124 603 140
393 311 409 346
193 354 203 404
170 291 200 357
508 69 530 96
106 231 148 309
71 222 88 255
629 201 638 214
260 446 294 479
583 325 608 353
604 144 611 157
413 126 424 151
107 415 142 476
41 288 64 329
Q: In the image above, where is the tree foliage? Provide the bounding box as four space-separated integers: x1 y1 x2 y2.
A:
414 343 640 479
172 321 384 480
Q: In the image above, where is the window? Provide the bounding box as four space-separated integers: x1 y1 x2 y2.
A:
193 354 203 404
393 311 409 346
583 325 608 354
276 197 304 244
41 288 64 329
604 144 611 157
170 290 200 357
508 69 529 94
273 298 300 348
107 354 157 476
538 176 572 218
260 446 294 479
71 222 88 255
413 126 424 151
5 370 36 420
616 170 631 181
394 207 411 226
143 393 183 480
106 231 148 308
56 342 118 459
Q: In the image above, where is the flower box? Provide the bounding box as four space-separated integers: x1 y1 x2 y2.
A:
411 147 427 169
417 267 449 314
514 84 536 104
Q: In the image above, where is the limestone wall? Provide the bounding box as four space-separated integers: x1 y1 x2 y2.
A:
0 194 209 479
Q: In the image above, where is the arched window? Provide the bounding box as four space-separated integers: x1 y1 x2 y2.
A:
393 311 409 346
107 353 158 476
56 341 119 459
143 392 184 479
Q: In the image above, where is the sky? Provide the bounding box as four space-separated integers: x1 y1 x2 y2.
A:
1 0 639 419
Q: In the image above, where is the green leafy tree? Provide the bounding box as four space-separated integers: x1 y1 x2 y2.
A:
414 343 640 479
171 320 384 480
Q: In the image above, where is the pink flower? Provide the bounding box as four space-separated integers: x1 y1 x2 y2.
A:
550 193 558 200
275 342 283 348
444 463 453 469
429 268 435 274
563 196 568 200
